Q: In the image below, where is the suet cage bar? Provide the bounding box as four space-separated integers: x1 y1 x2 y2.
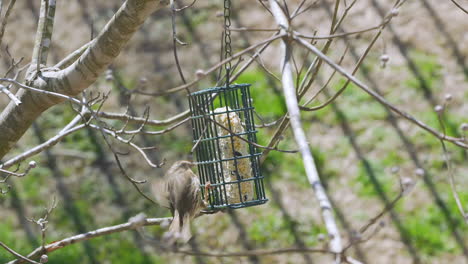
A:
189 84 267 211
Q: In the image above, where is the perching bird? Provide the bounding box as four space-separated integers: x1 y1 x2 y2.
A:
152 160 210 244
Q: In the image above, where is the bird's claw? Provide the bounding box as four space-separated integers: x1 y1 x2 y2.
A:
204 181 215 191
203 181 215 207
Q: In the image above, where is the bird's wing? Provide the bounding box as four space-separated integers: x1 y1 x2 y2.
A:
169 169 193 202
151 178 171 209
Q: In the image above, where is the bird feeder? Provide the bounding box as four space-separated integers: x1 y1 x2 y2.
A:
189 84 267 211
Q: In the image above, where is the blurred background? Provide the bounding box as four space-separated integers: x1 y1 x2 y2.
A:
0 0 467 263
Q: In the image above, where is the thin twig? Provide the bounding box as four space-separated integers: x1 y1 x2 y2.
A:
437 111 468 222
449 0 468 14
300 46 349 111
113 153 160 205
131 34 285 96
291 0 319 19
171 0 187 84
294 21 387 40
0 0 17 46
294 36 467 149
0 162 36 179
0 241 40 264
174 0 197 11
174 247 331 257
0 84 21 105
94 109 189 127
54 41 92 69
1 123 85 169
230 27 279 32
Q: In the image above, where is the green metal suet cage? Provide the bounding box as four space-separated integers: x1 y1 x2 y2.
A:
189 84 267 211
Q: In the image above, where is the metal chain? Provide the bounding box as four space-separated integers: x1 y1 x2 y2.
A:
224 0 232 85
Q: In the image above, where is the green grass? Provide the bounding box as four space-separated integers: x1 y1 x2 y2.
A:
236 69 286 118
380 150 406 167
0 221 35 263
354 160 394 198
264 150 309 188
404 51 443 93
162 133 193 154
336 81 388 124
44 245 85 264
247 211 294 246
303 225 328 247
403 204 461 256
90 233 163 264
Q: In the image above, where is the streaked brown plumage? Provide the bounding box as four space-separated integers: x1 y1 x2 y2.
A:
152 160 209 244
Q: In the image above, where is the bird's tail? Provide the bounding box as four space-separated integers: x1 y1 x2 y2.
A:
166 211 192 244
168 210 181 234
179 214 192 243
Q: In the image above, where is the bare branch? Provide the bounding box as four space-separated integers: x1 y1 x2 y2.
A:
0 161 36 179
171 0 187 84
174 0 197 11
95 109 190 127
269 0 342 255
28 0 53 75
0 241 40 264
0 78 84 106
262 0 353 162
437 110 468 222
174 247 332 257
229 32 279 83
300 46 349 111
294 36 468 149
294 20 387 40
113 154 160 205
0 84 21 105
299 1 393 111
7 217 170 264
449 0 468 14
1 123 85 169
291 0 319 19
54 41 92 69
132 33 285 96
42 0 56 64
87 123 162 168
230 27 279 32
0 0 170 160
0 0 16 46
27 196 58 250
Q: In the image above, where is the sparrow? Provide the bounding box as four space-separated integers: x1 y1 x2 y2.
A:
152 160 211 244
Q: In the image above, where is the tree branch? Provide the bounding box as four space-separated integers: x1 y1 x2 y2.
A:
269 0 342 255
95 109 190 127
7 217 170 264
294 36 468 149
0 0 170 160
174 247 331 257
0 0 16 47
0 241 40 264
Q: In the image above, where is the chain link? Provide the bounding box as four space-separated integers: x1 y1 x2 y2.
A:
224 0 232 84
